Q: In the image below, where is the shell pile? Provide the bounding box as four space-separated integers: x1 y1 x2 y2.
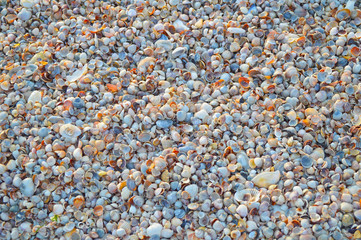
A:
1 0 361 239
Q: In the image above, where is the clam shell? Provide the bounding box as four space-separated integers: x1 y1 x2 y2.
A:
336 9 351 21
235 189 260 203
252 171 281 188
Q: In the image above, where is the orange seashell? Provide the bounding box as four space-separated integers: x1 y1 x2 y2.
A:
63 99 73 110
118 181 127 190
148 6 155 16
238 77 250 88
248 68 261 77
73 196 85 208
94 205 104 216
107 83 118 92
297 36 306 46
351 47 361 56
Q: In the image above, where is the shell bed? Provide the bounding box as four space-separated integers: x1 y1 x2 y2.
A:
0 0 361 239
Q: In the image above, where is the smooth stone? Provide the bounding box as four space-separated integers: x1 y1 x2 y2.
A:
252 171 281 188
147 223 163 237
156 120 173 129
20 178 35 197
73 98 85 108
184 184 198 198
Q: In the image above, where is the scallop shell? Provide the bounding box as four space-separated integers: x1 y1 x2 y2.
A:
59 124 81 139
235 189 260 203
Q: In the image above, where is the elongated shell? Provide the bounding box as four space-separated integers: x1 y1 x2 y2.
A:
67 64 88 82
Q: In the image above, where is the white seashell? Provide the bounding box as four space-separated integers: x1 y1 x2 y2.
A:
21 0 36 8
53 204 64 215
236 204 248 217
20 178 35 197
28 91 42 104
252 171 281 188
59 124 81 139
18 8 32 21
235 189 260 203
147 223 163 237
227 28 246 34
173 19 189 33
67 64 88 82
155 40 173 51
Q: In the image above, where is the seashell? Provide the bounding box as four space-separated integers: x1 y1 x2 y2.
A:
350 47 361 56
173 19 189 33
59 124 81 139
5 14 17 24
300 156 313 168
235 189 260 203
133 196 144 207
238 77 250 88
252 171 281 188
21 0 36 7
94 205 103 216
28 91 42 104
0 81 10 91
187 203 199 210
336 9 351 21
67 65 88 83
137 132 151 142
73 196 85 208
138 57 156 73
